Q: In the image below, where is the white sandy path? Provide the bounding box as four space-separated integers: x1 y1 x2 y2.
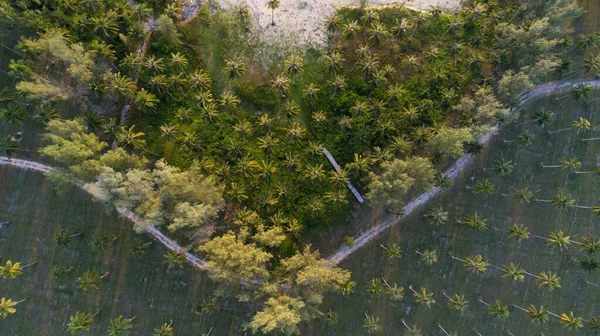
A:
0 156 208 270
326 79 600 264
218 0 459 47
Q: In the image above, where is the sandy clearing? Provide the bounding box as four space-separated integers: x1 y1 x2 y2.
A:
217 0 459 47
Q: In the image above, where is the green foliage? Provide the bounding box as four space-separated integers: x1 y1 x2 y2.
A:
367 157 435 210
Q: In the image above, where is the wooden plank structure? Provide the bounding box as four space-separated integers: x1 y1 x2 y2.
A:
322 146 365 203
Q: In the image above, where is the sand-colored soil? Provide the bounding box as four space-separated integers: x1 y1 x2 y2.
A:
218 0 459 46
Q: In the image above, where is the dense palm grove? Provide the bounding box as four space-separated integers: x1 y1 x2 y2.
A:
0 0 595 333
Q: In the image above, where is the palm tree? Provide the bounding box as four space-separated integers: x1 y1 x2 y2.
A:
401 320 422 336
51 265 73 279
271 75 290 97
501 187 533 203
0 260 36 279
362 313 380 334
546 230 572 250
223 58 246 80
367 278 384 296
108 316 135 336
284 55 303 84
535 271 561 290
442 292 468 313
548 117 591 135
579 237 600 254
541 157 581 173
35 104 60 125
0 297 26 319
169 52 188 73
452 254 488 274
117 125 146 152
468 179 494 195
54 229 82 247
578 255 599 272
0 104 26 125
560 312 584 329
434 173 453 189
409 286 436 308
380 243 401 260
416 249 438 264
101 118 120 144
77 271 108 292
481 299 509 318
163 250 187 269
0 137 20 157
501 262 525 282
535 192 577 210
323 52 344 74
382 279 404 301
532 110 552 128
188 70 211 91
133 89 159 112
587 317 600 331
154 322 175 336
266 0 280 25
458 212 487 231
507 224 530 241
109 73 136 100
425 206 448 226
492 158 514 176
67 311 95 335
91 235 110 253
130 238 152 257
145 56 165 75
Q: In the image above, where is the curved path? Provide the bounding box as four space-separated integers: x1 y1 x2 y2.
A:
0 157 208 270
326 79 600 264
1 81 599 271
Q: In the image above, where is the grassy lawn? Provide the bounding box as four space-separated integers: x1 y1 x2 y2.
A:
313 91 600 335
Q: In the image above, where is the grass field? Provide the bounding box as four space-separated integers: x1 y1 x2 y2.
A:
315 91 600 335
0 166 258 335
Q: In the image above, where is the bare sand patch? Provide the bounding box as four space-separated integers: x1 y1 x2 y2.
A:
218 0 459 47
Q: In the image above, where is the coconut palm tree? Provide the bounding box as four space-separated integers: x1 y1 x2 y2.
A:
53 229 82 247
546 230 571 250
409 286 436 308
534 192 577 210
548 117 591 135
284 55 303 84
501 262 525 282
458 212 488 231
520 304 549 323
323 52 344 74
578 255 599 272
164 250 187 269
425 206 448 226
0 137 20 157
443 292 468 313
380 243 401 260
401 320 422 336
303 83 320 101
535 271 561 290
0 260 25 279
77 271 108 292
67 311 95 335
560 312 584 329
266 0 280 25
223 58 246 80
154 322 175 336
579 237 600 254
452 254 488 274
541 157 581 173
108 316 135 336
0 104 26 125
480 299 509 318
434 173 453 189
416 249 438 264
117 125 146 152
587 317 600 331
363 313 380 334
272 75 290 97
51 265 73 279
0 297 25 319
507 224 530 241
501 187 533 203
382 279 404 301
492 158 514 176
468 179 494 195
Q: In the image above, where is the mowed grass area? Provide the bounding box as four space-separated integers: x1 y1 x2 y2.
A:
313 92 600 335
0 167 254 335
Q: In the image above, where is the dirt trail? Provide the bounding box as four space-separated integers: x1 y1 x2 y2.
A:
325 79 600 265
1 81 599 270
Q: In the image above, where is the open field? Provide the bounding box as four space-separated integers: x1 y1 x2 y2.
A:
318 91 600 335
0 166 254 335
